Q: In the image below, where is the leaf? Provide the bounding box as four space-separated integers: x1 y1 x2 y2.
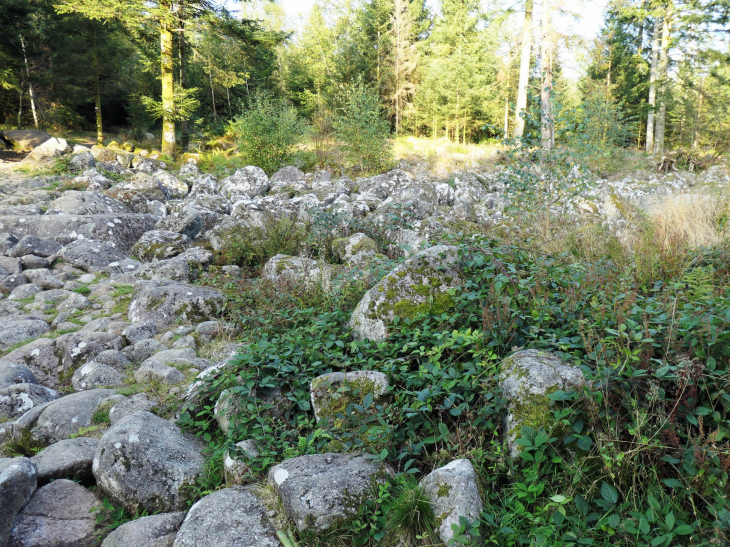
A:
362 393 373 409
601 481 619 505
673 524 694 535
550 495 569 503
639 517 650 535
608 514 620 528
662 479 683 489
665 511 675 531
577 436 593 451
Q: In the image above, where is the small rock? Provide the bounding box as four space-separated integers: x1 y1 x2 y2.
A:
122 321 159 344
108 394 155 425
101 512 186 547
134 360 184 384
30 437 99 482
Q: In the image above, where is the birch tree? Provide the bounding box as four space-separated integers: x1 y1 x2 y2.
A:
514 0 534 138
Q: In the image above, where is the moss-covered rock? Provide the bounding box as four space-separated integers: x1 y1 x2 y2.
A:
499 349 586 458
349 245 463 341
331 233 378 262
310 370 389 423
130 230 190 262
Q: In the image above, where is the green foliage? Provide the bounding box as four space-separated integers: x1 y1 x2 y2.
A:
91 498 147 538
232 92 306 175
334 80 393 173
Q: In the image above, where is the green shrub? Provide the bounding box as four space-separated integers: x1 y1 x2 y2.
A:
334 80 393 174
232 92 306 175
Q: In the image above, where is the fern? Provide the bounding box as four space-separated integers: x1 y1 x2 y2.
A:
682 266 715 298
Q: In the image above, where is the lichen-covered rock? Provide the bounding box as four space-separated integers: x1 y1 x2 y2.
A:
172 487 280 547
155 210 203 239
420 459 482 546
30 437 99 482
0 338 60 389
128 280 226 330
357 169 413 200
151 170 188 199
0 320 50 350
8 479 100 547
499 349 587 457
310 371 388 423
331 233 378 262
122 321 158 344
107 172 170 202
0 457 37 547
54 331 124 378
0 362 38 389
101 512 186 547
108 393 155 425
0 383 59 421
131 230 190 262
45 191 128 215
71 361 125 391
218 166 270 201
69 151 95 171
349 245 462 341
223 440 259 486
261 254 322 286
93 411 205 513
6 235 62 258
268 453 392 532
134 359 184 384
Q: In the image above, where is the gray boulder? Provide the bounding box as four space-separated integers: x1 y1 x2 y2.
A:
30 437 99 482
45 191 128 215
131 230 189 262
122 321 158 344
0 362 38 389
93 350 131 372
71 361 125 391
60 239 130 273
93 411 205 513
0 320 50 351
108 172 170 202
14 389 118 445
261 254 322 287
218 166 269 201
349 245 462 341
69 151 95 171
500 349 587 457
54 331 124 377
0 233 19 254
0 129 51 151
0 384 59 421
155 211 203 239
151 170 188 199
0 457 37 547
420 459 483 546
108 394 155 425
23 137 70 162
101 512 186 547
8 479 100 547
0 338 60 389
134 360 184 384
172 487 280 547
128 280 226 330
6 236 62 258
124 338 168 363
268 453 392 531
331 233 378 261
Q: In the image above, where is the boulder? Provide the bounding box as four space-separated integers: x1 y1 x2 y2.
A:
271 166 305 184
60 239 130 273
101 512 186 547
19 270 63 291
0 384 59 421
151 170 188 199
124 338 167 363
261 254 322 287
268 453 392 531
54 331 124 377
14 389 118 445
172 487 280 547
0 457 37 547
108 394 155 425
0 129 51 151
8 479 100 547
71 361 125 391
0 320 50 351
88 349 130 372
23 137 70 162
349 245 463 341
134 360 184 384
0 338 60 389
310 371 388 423
107 172 170 202
499 349 587 457
155 211 203 240
122 321 158 344
219 166 270 201
90 145 118 163
357 169 413 200
45 191 128 216
0 362 38 389
68 151 96 171
93 411 205 513
0 233 19 254
130 230 189 262
331 233 378 262
30 437 99 482
6 236 62 258
128 280 226 330
420 459 483 546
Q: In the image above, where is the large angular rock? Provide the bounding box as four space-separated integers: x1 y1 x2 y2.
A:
122 321 158 344
30 437 99 482
0 214 157 252
420 459 483 546
71 361 125 391
8 479 100 547
0 457 37 547
261 254 322 286
0 129 51 151
24 137 70 162
357 169 413 200
0 338 60 389
172 487 280 547
60 239 130 273
500 349 587 457
45 191 128 216
55 331 124 377
108 394 155 425
101 512 186 547
219 166 270 201
151 170 188 199
267 453 392 531
6 236 62 258
128 280 226 330
155 211 203 239
108 173 170 202
331 233 378 261
68 151 95 171
93 411 205 513
131 230 189 262
349 245 463 341
14 389 117 445
134 360 184 384
0 383 59 421
0 320 50 351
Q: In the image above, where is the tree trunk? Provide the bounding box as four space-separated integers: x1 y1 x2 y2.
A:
91 25 103 145
160 9 176 157
208 61 217 123
653 9 671 156
19 36 38 129
645 17 660 153
514 0 534 139
17 81 23 128
179 14 189 153
692 77 704 149
540 0 553 151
